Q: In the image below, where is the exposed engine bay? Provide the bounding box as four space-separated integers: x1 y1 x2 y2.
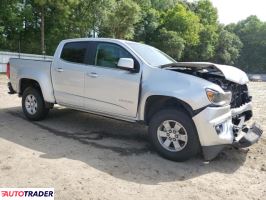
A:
164 63 253 124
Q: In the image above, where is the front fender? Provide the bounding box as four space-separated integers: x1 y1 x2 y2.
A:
137 67 221 121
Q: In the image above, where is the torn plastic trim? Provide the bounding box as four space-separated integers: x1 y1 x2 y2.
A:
231 102 252 117
233 123 263 148
202 123 263 161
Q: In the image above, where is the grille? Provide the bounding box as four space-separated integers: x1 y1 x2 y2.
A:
230 84 251 108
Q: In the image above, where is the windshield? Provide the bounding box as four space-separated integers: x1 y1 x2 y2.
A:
126 42 176 67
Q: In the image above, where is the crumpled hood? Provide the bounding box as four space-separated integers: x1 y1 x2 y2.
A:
174 62 249 85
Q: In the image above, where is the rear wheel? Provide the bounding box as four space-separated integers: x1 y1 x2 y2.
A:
22 87 49 121
148 109 200 161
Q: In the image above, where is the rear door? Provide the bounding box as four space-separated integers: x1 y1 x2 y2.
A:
84 42 142 117
51 41 89 108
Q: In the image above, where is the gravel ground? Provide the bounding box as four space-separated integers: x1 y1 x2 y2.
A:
0 74 265 200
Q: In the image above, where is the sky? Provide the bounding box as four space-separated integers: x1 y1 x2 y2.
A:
210 0 266 24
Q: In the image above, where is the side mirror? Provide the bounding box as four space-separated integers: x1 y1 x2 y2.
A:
117 58 134 71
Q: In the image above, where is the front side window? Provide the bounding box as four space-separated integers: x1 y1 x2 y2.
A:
61 42 88 64
95 43 132 68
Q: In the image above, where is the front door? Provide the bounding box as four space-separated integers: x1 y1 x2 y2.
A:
84 42 141 118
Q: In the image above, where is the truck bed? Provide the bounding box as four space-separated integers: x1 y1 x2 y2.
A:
9 58 55 103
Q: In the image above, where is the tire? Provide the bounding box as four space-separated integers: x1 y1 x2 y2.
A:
148 109 200 161
22 87 49 121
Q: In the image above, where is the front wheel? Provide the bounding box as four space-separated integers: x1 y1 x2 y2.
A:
22 87 49 121
148 109 200 161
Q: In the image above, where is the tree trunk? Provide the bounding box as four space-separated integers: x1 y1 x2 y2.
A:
41 6 45 55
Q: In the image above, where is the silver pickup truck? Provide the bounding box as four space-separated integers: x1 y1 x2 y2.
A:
7 38 262 161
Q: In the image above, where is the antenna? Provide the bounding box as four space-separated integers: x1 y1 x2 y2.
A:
18 32 21 58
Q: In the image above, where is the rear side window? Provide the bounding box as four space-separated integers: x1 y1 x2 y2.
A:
61 42 88 64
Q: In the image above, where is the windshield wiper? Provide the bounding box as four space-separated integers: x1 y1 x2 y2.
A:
160 63 179 68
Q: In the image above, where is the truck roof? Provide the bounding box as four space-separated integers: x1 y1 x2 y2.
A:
61 38 138 45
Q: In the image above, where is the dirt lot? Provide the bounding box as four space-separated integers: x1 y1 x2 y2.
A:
0 74 265 200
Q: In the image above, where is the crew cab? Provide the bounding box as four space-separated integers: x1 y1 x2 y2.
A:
7 38 263 161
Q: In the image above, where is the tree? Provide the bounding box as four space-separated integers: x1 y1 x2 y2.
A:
32 0 79 54
134 1 160 43
98 0 141 39
150 0 179 10
185 0 219 61
0 0 111 54
215 28 243 65
162 3 202 47
0 0 25 51
229 16 266 73
152 28 185 60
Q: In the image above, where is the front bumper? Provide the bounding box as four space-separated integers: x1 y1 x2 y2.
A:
193 102 263 160
233 123 263 148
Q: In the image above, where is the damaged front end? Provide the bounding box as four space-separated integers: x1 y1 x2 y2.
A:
163 62 263 160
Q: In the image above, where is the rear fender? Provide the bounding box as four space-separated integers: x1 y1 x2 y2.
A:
18 74 55 103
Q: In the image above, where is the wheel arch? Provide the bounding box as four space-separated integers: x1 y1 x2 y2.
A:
143 95 195 125
19 78 41 96
18 76 56 103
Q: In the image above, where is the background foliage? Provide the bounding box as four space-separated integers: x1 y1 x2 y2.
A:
0 0 266 73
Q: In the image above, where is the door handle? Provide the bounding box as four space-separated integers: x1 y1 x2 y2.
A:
87 72 99 78
56 68 64 72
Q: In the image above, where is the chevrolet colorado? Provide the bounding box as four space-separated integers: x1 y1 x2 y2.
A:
7 38 263 161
